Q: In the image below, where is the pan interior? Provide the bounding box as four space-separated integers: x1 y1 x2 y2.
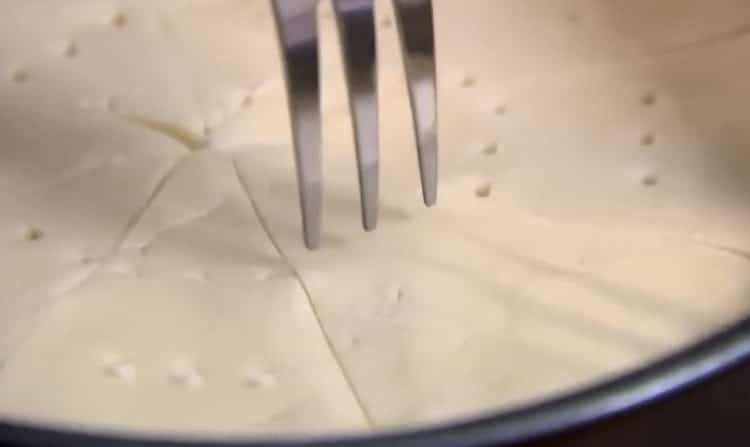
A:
1 0 750 438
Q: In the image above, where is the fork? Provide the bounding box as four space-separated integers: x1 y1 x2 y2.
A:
271 0 437 249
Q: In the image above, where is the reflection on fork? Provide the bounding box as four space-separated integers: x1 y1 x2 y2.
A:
271 0 437 249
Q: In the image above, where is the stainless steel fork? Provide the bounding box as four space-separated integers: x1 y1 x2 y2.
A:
271 0 437 249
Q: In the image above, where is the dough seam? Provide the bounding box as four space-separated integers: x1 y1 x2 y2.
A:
659 22 750 56
231 158 374 428
0 156 185 372
446 225 704 343
695 240 750 264
111 157 188 252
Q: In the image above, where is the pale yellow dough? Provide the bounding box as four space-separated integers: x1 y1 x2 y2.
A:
1 0 750 437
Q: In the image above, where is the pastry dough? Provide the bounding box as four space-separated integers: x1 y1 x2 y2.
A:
1 0 750 436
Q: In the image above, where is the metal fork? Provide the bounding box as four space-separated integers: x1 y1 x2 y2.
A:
271 0 437 249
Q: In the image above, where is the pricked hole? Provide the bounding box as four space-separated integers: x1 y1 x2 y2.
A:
475 182 493 198
566 11 580 23
385 284 405 305
63 42 78 58
641 172 658 187
242 368 278 390
641 92 657 107
99 353 136 384
395 286 405 302
493 103 506 115
169 366 204 390
111 12 128 28
380 284 405 317
241 94 253 108
104 363 136 384
461 76 476 88
24 226 44 242
11 69 30 83
105 97 119 112
481 141 499 156
640 133 655 146
380 17 393 28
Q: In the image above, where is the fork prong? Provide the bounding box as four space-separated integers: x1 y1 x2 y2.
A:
392 0 438 206
333 0 379 231
271 0 322 249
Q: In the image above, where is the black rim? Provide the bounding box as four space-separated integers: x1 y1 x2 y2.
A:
3 316 750 447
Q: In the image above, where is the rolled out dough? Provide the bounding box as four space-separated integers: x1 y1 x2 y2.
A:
1 0 750 436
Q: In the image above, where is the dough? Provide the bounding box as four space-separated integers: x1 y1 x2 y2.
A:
1 0 750 436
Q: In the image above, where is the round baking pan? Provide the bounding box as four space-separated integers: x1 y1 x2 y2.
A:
2 2 750 445
2 314 749 447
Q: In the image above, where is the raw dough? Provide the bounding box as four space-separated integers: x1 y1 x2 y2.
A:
1 0 750 436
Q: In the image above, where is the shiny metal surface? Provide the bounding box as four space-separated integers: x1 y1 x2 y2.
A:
392 0 438 206
271 0 322 249
271 0 437 248
333 0 379 231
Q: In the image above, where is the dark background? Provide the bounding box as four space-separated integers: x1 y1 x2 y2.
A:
520 355 750 446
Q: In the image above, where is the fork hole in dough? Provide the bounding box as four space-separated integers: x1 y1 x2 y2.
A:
103 363 136 384
23 226 44 242
242 368 278 390
99 354 136 384
641 133 655 147
63 42 78 58
481 141 499 156
461 75 476 88
393 286 405 302
641 171 659 187
241 94 253 108
110 12 128 28
641 91 657 107
169 365 204 390
475 182 493 198
10 68 30 84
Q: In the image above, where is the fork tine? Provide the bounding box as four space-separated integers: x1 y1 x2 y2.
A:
392 0 438 206
271 0 322 249
332 0 379 231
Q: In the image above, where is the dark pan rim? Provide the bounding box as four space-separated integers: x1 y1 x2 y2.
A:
2 315 750 447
